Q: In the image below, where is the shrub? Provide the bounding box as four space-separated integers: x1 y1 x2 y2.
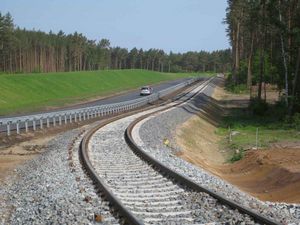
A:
230 149 244 163
249 98 269 116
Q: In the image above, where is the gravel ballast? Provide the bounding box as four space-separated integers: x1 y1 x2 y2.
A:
0 80 208 225
88 110 256 224
0 127 119 225
134 81 300 224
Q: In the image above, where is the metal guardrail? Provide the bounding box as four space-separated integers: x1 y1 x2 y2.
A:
0 77 201 136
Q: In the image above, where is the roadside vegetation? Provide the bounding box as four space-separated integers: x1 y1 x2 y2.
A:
225 1 300 116
0 69 210 115
223 1 300 162
217 102 300 163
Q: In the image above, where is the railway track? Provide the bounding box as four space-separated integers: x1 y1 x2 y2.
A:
79 78 281 225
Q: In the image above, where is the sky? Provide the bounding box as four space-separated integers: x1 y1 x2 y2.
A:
0 0 230 53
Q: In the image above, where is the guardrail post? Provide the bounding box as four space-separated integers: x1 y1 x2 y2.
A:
59 115 62 126
64 114 67 124
40 118 43 129
83 111 86 120
25 120 28 132
69 114 72 123
87 111 90 120
79 112 82 121
74 113 77 122
53 116 56 127
47 117 50 128
16 121 20 135
33 119 36 131
7 122 11 136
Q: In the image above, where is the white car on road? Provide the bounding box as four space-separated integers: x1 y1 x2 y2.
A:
140 86 153 96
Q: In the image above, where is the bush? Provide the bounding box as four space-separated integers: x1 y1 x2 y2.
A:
225 74 248 94
249 98 269 116
230 149 244 163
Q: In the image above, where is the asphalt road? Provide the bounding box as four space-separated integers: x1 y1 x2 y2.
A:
0 77 191 121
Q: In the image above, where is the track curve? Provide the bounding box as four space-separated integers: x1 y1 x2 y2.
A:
80 78 281 225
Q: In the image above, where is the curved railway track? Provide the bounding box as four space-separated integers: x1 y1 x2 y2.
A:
79 78 281 225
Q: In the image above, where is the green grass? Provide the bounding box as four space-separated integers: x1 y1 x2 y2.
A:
0 69 211 115
216 107 300 162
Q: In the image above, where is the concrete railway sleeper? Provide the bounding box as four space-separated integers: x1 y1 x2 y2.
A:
80 78 281 225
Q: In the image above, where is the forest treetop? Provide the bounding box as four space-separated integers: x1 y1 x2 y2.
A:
0 12 231 74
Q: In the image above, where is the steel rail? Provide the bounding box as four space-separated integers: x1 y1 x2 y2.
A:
79 78 210 225
78 79 200 224
125 92 282 225
79 76 281 225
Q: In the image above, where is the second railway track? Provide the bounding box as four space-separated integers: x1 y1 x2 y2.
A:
80 77 281 225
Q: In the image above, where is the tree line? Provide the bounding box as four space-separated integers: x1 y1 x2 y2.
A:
225 0 300 113
0 12 231 74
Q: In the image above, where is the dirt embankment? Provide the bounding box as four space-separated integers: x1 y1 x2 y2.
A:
0 135 55 183
176 83 300 203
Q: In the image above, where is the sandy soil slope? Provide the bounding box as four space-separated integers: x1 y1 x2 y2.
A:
176 85 300 203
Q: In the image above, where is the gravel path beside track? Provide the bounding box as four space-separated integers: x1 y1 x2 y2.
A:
133 79 300 225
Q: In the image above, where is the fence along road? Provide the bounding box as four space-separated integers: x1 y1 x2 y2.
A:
0 77 203 136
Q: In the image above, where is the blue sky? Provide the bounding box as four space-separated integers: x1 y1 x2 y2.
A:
0 0 230 53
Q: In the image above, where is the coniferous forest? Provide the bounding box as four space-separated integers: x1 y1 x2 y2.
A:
0 12 231 74
225 0 300 114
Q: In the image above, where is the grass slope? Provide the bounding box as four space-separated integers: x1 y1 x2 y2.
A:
0 69 207 116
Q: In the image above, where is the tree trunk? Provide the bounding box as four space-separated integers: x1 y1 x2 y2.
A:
247 32 254 97
279 0 289 106
233 22 240 84
289 47 300 114
258 43 264 100
151 59 154 71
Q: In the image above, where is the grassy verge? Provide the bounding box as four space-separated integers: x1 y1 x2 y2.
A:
216 106 300 163
0 69 211 116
